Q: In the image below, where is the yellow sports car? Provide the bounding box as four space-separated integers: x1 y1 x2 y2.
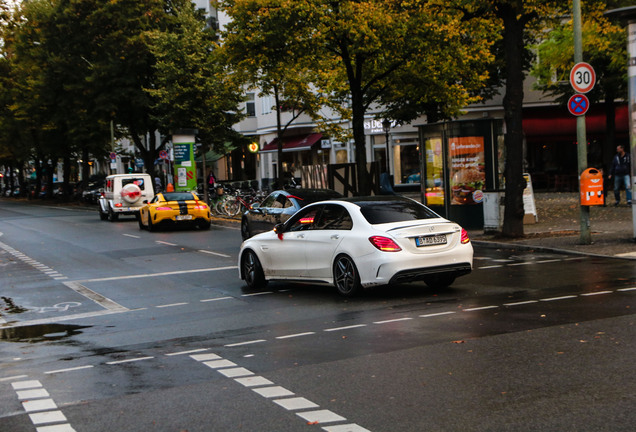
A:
138 191 211 231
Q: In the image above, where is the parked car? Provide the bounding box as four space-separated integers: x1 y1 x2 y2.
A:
138 191 211 231
98 174 154 221
241 188 343 240
238 195 473 296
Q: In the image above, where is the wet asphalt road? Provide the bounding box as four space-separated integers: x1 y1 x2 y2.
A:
1 199 635 432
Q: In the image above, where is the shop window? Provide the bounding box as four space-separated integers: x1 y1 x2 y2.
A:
395 144 420 185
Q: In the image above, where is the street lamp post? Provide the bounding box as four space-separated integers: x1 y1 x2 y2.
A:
382 119 391 174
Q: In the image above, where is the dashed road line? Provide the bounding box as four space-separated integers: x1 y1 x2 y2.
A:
156 302 188 308
581 291 612 296
242 291 274 297
45 365 94 375
276 332 316 339
419 311 456 318
540 295 578 302
189 353 371 431
106 356 154 365
123 234 140 239
324 324 367 332
463 305 499 312
166 348 210 357
156 240 178 246
373 317 413 324
0 240 68 281
225 339 267 347
10 380 77 432
200 296 233 302
503 300 539 306
198 249 231 258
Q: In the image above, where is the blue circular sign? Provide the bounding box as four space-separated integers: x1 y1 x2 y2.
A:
568 94 590 116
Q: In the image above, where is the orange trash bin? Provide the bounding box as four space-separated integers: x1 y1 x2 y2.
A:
580 168 604 206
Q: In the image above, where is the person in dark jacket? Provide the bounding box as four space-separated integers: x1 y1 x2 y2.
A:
608 144 631 206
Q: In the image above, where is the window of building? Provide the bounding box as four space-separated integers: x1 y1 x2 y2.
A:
261 95 272 115
245 93 256 117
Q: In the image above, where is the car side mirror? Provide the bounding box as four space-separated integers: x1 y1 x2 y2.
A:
143 200 148 204
274 223 284 234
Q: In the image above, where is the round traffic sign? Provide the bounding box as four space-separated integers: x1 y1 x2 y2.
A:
570 62 596 94
159 150 168 159
568 94 590 116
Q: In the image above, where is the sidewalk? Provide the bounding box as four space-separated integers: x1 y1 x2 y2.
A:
468 192 636 259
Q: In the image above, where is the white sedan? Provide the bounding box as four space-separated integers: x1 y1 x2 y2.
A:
238 196 473 296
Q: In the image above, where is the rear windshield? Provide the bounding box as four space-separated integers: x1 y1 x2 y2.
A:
355 198 439 224
121 178 147 190
162 192 196 201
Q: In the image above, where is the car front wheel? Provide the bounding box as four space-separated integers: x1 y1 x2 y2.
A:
242 250 266 289
241 218 251 240
333 255 361 296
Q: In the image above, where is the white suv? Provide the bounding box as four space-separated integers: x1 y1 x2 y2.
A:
98 174 154 221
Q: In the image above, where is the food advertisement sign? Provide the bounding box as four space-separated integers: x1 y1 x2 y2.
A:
449 137 485 205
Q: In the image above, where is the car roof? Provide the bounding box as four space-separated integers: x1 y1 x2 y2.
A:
278 188 343 201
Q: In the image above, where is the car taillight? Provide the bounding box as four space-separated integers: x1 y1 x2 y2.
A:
461 228 470 244
156 206 172 211
369 236 402 252
193 205 208 210
114 203 122 207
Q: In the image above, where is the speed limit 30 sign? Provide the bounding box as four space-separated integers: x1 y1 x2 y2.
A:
570 62 596 94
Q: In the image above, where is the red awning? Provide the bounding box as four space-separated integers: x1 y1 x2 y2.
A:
523 104 628 139
261 133 323 152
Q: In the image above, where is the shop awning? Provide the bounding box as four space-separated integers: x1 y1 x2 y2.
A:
261 133 323 152
523 105 628 139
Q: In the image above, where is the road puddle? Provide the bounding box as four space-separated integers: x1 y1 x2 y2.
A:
0 323 90 342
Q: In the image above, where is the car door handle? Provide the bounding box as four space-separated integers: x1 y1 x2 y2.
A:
331 234 340 240
296 234 305 239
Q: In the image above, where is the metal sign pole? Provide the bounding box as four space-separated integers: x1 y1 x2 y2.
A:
573 0 592 244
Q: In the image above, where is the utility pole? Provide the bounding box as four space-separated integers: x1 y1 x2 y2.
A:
573 0 592 244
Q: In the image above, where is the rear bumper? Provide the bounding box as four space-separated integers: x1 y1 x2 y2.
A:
388 263 472 285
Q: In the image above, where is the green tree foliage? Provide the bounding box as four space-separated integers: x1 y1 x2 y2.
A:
146 1 246 199
219 0 497 194
531 0 628 172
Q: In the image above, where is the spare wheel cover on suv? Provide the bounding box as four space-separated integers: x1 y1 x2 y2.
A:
121 183 142 203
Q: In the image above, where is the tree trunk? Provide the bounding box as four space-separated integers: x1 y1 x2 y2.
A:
501 6 526 238
351 87 370 196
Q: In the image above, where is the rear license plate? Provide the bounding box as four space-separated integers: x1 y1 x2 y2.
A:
415 234 447 247
176 215 193 221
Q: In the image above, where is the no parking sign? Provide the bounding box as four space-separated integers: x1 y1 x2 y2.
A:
567 94 590 116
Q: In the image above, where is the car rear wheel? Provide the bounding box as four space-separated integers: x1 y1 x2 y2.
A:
147 216 155 232
241 218 251 240
199 220 211 230
99 207 108 221
138 214 146 230
107 206 119 222
242 250 266 289
333 255 361 296
423 274 456 290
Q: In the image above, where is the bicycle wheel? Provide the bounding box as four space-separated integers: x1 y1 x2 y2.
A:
224 197 241 217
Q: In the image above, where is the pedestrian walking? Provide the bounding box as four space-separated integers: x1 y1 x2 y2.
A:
608 144 631 206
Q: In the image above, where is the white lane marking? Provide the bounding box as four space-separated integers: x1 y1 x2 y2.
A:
17 389 50 400
204 359 237 369
190 353 368 431
200 296 233 302
508 262 534 266
463 305 499 312
190 353 221 362
122 234 140 239
323 425 372 432
535 259 562 264
0 240 68 281
156 302 188 308
540 295 577 302
0 375 28 382
22 399 57 412
156 241 177 246
106 356 154 365
166 348 209 357
12 380 42 390
198 249 231 258
419 311 456 318
34 423 76 432
373 317 413 324
581 291 613 296
218 367 254 378
274 397 319 410
235 376 274 387
504 300 539 306
28 410 66 424
242 291 273 297
63 281 128 312
225 339 267 347
618 287 636 292
296 410 346 424
324 324 367 332
77 266 237 282
477 265 503 269
252 386 295 398
44 365 94 375
276 332 316 339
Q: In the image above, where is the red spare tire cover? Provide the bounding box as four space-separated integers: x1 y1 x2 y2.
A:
121 183 142 203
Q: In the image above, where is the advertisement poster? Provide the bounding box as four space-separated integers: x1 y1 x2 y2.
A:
449 136 485 205
173 142 197 191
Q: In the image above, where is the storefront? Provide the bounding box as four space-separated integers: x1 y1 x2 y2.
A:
418 119 504 229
